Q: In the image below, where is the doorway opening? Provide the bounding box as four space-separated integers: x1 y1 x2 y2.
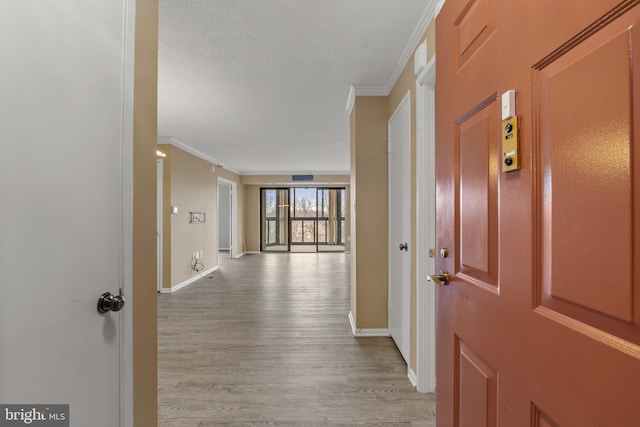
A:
261 187 346 253
218 177 237 261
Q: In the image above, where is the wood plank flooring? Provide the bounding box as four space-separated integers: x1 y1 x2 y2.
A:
158 253 436 426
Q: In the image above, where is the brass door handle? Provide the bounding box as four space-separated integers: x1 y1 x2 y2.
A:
427 271 449 287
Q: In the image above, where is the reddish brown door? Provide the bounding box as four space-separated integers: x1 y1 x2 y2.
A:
435 0 640 425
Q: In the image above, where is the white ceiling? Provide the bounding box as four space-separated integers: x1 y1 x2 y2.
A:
158 0 431 175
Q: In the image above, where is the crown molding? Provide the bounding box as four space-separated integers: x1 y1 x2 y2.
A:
385 0 437 92
346 0 440 106
157 136 240 175
351 85 389 96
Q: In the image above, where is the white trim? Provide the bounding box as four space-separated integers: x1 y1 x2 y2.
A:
388 90 411 124
245 251 261 255
160 266 219 293
157 159 163 293
120 0 136 424
415 54 437 393
408 367 418 388
346 0 440 100
218 177 238 258
385 0 437 92
348 311 391 337
346 85 356 114
351 84 389 96
236 252 247 258
158 136 241 175
417 56 437 88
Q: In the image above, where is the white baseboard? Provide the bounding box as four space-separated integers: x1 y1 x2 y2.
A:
235 252 246 258
348 311 390 337
160 266 218 294
408 367 418 388
245 251 260 255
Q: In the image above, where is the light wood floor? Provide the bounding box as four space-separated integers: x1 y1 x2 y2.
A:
158 253 436 426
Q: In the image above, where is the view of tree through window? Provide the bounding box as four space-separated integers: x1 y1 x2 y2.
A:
291 188 316 242
261 187 346 251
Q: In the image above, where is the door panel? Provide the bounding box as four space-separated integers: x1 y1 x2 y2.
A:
436 0 640 425
455 0 496 68
389 92 412 363
456 96 500 292
536 12 640 333
531 405 560 427
456 338 497 427
0 0 129 424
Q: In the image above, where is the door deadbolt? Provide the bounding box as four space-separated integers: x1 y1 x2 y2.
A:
97 291 125 314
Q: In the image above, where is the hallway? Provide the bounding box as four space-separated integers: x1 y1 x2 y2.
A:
158 253 436 426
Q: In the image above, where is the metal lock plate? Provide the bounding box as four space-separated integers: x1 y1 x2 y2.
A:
502 116 520 172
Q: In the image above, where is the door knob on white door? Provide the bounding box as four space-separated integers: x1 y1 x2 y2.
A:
399 242 408 251
97 290 125 313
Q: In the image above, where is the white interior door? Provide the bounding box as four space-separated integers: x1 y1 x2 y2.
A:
158 159 164 292
0 0 133 425
388 91 412 363
218 182 231 250
218 177 236 258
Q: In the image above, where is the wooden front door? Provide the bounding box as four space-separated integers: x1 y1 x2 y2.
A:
435 0 640 424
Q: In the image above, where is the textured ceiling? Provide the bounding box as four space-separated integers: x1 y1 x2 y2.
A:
158 0 430 175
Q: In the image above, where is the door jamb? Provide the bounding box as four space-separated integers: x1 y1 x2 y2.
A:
415 54 437 393
218 177 238 258
157 159 163 292
120 0 136 423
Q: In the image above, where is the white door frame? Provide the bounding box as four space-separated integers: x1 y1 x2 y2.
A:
388 90 412 365
415 54 437 393
157 159 164 292
120 0 136 423
218 177 238 258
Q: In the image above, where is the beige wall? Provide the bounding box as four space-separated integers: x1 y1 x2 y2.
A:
244 186 262 252
158 145 246 289
241 174 349 186
350 96 389 329
170 146 218 285
133 0 158 423
242 175 351 252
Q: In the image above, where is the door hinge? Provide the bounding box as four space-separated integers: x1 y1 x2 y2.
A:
428 249 436 258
